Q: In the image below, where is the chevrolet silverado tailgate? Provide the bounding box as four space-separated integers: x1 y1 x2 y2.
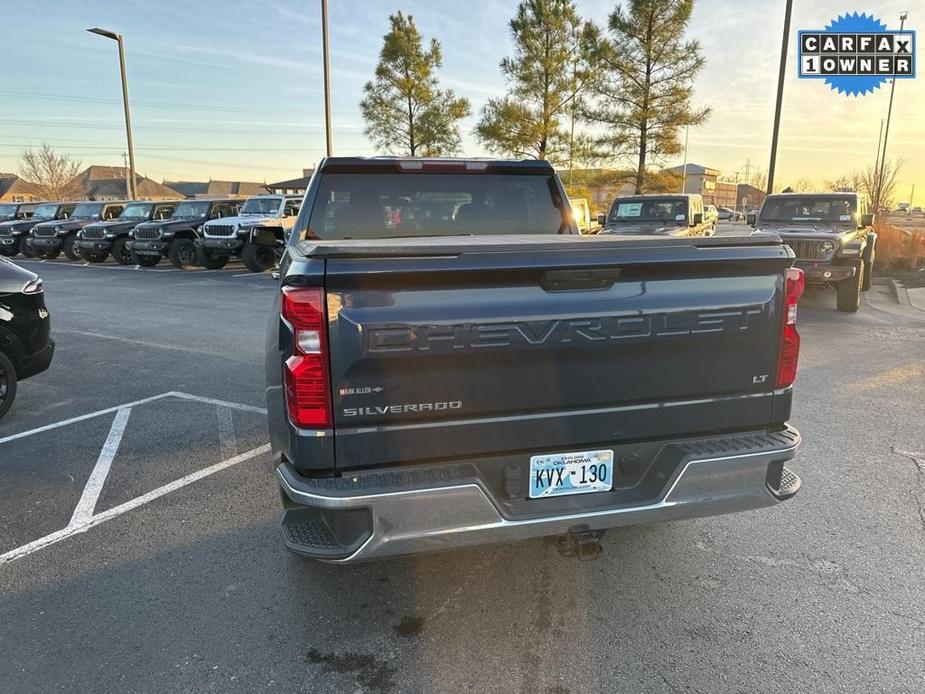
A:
316 235 793 470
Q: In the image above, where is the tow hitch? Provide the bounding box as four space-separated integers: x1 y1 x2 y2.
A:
556 525 605 560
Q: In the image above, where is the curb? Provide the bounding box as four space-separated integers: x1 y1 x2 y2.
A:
889 279 912 307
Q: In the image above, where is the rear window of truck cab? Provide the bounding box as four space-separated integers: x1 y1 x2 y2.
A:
302 172 567 240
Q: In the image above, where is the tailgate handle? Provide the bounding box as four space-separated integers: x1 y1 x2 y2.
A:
541 268 621 292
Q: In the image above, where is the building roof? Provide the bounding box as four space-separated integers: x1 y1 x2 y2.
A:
74 166 182 200
665 163 721 176
266 170 314 192
163 179 268 198
0 174 43 201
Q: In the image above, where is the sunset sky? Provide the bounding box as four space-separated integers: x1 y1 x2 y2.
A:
1 0 921 203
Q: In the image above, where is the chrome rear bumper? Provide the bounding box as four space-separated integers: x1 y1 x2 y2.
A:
277 427 801 563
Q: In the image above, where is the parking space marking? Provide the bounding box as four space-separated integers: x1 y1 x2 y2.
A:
68 407 132 526
54 329 230 357
0 443 270 565
0 391 265 445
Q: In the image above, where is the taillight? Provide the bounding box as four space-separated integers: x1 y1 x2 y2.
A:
281 286 332 428
776 267 805 388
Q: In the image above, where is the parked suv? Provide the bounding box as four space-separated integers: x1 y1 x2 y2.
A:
31 201 126 261
749 192 875 312
129 198 243 269
599 193 714 236
0 202 75 258
201 194 301 272
0 258 54 420
76 201 179 264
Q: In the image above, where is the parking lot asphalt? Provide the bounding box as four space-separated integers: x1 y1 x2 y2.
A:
1 257 924 694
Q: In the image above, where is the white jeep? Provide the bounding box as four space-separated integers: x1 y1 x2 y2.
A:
200 194 302 272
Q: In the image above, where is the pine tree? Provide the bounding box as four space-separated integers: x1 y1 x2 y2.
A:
590 0 710 193
476 0 598 165
360 12 470 157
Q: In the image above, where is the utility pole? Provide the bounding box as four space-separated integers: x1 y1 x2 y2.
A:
680 125 689 193
875 11 908 212
767 0 794 195
122 152 130 197
321 0 333 157
910 182 916 208
868 118 883 200
88 28 137 200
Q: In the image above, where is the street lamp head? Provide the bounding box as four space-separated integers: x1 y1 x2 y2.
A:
87 27 121 41
899 11 908 21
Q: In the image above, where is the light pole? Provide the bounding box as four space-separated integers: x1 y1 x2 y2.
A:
680 125 689 193
767 0 794 195
875 11 908 211
321 0 333 157
88 27 137 200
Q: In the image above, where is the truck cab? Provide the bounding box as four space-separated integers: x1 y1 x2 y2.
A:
750 192 874 312
200 194 302 272
76 201 179 264
128 198 244 268
600 193 714 236
0 202 70 258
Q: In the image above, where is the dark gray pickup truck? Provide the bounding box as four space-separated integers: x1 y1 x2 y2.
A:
266 157 805 563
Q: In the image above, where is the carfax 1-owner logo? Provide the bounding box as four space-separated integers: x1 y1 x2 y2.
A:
798 12 916 96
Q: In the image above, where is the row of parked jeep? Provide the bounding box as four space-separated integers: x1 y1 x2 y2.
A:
0 194 301 272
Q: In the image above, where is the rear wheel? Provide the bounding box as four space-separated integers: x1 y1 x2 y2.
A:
111 238 134 265
0 351 17 421
132 252 161 267
242 241 276 273
197 248 228 270
64 236 82 261
836 261 864 312
19 237 36 258
167 238 197 269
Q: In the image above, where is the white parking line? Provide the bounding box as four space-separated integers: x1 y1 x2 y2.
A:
68 407 132 526
54 329 230 357
0 391 265 445
0 444 270 565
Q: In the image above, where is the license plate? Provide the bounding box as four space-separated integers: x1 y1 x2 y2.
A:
529 449 614 499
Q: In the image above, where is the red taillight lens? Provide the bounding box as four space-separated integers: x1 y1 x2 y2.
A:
776 268 805 388
282 286 332 428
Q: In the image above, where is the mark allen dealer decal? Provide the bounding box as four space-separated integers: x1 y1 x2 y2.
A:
798 12 916 96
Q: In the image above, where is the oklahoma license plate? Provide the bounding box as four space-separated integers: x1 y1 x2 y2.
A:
529 449 614 499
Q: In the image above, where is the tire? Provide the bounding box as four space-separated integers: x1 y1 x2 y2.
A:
132 252 161 267
167 238 197 269
0 245 18 257
64 236 82 261
80 248 108 263
241 241 276 273
197 248 228 270
19 236 36 258
38 248 61 260
0 350 18 421
862 254 874 291
111 238 134 265
836 261 864 313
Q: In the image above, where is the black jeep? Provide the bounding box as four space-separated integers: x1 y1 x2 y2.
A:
0 202 75 258
31 201 127 261
129 198 243 269
76 201 179 264
750 192 875 312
